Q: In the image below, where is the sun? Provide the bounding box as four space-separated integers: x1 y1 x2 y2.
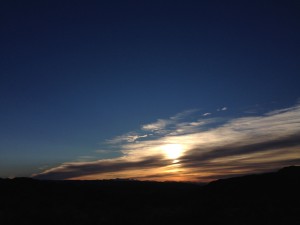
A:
161 144 184 160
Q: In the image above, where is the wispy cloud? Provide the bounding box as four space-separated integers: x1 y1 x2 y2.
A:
107 132 148 144
202 112 211 116
141 109 199 134
217 107 228 111
77 156 96 161
169 109 199 120
141 119 171 132
95 149 117 154
34 103 300 182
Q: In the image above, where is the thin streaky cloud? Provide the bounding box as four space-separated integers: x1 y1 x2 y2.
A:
169 109 199 120
141 119 170 132
107 133 148 144
217 107 228 111
34 103 300 182
142 109 199 132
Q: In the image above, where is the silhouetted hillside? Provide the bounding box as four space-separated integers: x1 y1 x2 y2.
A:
0 167 299 225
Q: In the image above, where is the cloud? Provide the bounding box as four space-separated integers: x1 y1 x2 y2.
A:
141 109 199 134
35 156 168 180
107 133 148 144
34 103 300 182
142 119 171 132
183 134 300 165
217 107 228 111
95 149 118 154
169 109 199 120
77 156 96 162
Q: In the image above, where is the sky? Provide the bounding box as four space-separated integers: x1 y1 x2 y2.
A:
1 0 300 181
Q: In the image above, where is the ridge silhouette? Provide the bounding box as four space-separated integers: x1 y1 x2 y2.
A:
0 166 299 225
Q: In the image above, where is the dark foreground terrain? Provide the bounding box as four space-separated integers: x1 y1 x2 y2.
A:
1 166 300 225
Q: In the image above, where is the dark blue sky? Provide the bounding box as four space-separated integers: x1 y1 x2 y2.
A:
1 0 299 178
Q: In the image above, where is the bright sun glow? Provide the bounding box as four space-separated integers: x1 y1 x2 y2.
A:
161 144 184 160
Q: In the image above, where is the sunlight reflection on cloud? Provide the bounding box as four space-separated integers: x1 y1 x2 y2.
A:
34 103 300 182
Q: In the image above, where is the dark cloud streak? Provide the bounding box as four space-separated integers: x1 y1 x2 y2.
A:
35 156 168 180
182 134 300 165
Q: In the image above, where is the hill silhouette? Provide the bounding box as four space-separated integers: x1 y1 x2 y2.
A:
0 167 299 225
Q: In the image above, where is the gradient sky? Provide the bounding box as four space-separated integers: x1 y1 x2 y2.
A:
1 0 300 180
